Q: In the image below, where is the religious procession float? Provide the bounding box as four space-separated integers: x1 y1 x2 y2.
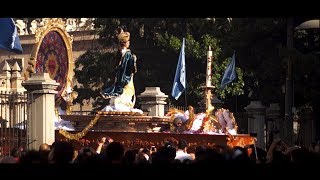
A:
20 18 254 152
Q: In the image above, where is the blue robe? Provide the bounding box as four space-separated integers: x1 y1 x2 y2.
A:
102 50 135 97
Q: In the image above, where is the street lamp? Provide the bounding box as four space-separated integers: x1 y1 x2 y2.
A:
295 19 320 30
295 19 320 54
284 18 294 145
284 18 319 145
294 19 319 146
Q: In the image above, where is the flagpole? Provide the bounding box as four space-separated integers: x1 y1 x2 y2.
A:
184 87 187 107
184 39 187 107
235 95 238 113
220 51 236 90
171 38 186 102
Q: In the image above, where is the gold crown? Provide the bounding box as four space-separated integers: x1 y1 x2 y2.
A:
118 31 130 43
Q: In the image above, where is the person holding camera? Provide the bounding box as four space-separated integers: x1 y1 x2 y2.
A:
266 138 290 164
96 136 113 154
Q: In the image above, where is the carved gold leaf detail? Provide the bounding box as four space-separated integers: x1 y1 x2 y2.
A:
34 18 73 44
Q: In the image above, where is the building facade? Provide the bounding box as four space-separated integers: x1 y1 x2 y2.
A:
0 18 100 112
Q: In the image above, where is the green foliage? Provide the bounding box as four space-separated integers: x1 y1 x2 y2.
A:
212 58 245 99
73 49 118 110
74 18 319 112
154 31 244 105
73 18 247 109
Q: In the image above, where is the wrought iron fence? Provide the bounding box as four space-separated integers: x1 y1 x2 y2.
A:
0 91 29 157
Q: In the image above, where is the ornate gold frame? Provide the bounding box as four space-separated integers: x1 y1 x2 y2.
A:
26 18 74 102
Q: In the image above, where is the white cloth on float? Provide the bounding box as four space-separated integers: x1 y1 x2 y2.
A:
101 104 143 114
54 107 75 131
101 95 143 114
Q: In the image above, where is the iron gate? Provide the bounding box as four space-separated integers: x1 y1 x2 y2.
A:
0 91 30 157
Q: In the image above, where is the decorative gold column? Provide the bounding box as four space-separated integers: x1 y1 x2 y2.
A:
203 46 215 114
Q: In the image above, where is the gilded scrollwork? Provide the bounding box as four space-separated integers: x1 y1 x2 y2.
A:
25 18 75 113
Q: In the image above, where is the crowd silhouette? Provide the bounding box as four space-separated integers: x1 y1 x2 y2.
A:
0 137 319 178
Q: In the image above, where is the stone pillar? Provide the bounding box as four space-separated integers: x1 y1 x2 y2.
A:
11 62 26 92
138 87 168 117
0 61 11 91
22 73 59 150
299 107 314 148
245 101 266 150
266 103 281 147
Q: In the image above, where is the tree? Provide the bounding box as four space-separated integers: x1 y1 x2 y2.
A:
222 18 288 106
73 18 245 110
155 32 244 105
73 49 118 111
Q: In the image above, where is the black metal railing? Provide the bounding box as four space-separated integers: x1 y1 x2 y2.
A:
0 91 29 157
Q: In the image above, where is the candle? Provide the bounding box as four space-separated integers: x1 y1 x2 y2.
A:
206 46 212 87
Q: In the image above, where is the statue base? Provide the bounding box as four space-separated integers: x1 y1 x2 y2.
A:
60 114 171 133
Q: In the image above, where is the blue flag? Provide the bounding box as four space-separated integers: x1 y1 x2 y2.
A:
0 18 23 54
171 38 186 100
221 51 237 90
